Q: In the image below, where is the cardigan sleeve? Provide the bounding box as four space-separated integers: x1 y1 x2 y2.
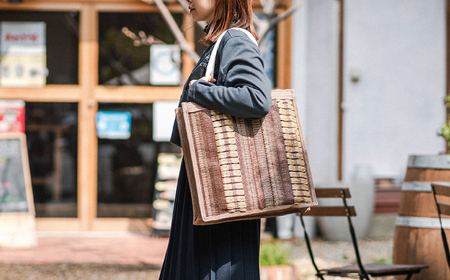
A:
187 30 272 119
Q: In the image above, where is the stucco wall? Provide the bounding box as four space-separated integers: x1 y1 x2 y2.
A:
292 0 446 184
292 0 340 186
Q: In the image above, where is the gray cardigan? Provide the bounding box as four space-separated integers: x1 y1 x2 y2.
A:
170 29 272 147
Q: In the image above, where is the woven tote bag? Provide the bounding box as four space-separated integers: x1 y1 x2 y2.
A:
176 89 317 225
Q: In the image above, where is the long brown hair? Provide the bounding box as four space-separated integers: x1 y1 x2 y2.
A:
202 0 258 45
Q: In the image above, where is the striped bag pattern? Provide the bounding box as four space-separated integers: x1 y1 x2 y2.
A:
176 89 317 225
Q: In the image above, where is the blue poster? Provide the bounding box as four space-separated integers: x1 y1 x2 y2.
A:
96 111 131 139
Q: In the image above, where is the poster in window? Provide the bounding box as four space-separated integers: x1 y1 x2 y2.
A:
96 111 132 140
0 100 25 133
153 101 178 142
0 21 47 88
150 44 181 86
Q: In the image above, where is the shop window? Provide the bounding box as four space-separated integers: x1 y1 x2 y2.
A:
98 12 183 86
0 11 79 85
25 102 78 218
97 103 180 218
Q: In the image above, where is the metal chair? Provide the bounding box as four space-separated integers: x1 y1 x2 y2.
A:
299 188 428 280
431 183 450 270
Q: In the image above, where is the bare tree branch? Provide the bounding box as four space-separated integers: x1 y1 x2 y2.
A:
269 1 303 28
99 46 143 85
254 18 270 46
262 0 275 15
253 15 262 28
274 0 285 10
141 0 200 63
122 27 165 46
259 0 268 10
259 0 304 43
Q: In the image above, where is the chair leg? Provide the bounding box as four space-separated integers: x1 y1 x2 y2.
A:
405 273 413 280
359 273 370 280
298 215 324 280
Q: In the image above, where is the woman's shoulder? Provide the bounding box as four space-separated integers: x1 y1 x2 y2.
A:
221 29 258 48
217 29 260 59
225 28 253 37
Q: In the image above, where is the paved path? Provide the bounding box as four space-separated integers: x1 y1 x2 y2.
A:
0 232 169 266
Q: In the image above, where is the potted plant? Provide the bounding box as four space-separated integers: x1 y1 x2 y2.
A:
259 240 297 280
438 95 450 152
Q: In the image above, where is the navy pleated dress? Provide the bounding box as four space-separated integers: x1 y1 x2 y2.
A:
159 29 272 280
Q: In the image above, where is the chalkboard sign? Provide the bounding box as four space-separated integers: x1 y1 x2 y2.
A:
0 133 34 214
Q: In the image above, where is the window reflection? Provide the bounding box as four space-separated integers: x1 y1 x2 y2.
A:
97 103 180 218
25 102 78 217
98 12 182 86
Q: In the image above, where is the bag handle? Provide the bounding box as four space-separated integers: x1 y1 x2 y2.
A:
205 28 258 78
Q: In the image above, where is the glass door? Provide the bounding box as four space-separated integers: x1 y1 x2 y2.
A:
96 102 180 218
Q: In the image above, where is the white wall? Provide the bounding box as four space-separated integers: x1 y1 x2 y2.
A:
342 0 446 181
292 0 447 184
292 0 340 186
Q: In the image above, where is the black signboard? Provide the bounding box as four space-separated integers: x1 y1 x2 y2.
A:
0 133 34 214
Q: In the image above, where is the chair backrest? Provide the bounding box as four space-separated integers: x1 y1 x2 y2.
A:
430 183 450 269
302 188 356 217
299 188 368 279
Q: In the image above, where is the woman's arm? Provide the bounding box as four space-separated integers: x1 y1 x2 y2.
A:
187 30 272 119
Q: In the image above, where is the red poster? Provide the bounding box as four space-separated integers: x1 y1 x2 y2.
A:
0 100 25 133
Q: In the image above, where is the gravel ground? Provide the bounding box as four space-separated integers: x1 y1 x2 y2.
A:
0 263 161 280
0 238 393 280
292 238 394 280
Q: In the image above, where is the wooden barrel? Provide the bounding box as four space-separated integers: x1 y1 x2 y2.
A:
393 155 450 280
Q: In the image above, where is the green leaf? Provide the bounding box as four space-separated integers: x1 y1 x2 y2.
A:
259 241 293 266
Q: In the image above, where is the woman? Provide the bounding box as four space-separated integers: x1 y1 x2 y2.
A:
159 0 272 277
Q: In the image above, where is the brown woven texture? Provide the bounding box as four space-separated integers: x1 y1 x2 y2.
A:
176 89 317 225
